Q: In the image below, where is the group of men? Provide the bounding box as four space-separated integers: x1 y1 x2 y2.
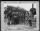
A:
4 6 36 26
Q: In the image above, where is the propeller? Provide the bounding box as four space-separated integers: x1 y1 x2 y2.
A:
30 3 36 15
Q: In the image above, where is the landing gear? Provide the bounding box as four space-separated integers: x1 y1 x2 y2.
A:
28 20 32 26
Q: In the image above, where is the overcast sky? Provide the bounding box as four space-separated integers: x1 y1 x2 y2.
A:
4 2 36 11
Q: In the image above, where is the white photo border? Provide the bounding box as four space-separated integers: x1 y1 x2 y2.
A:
1 1 39 31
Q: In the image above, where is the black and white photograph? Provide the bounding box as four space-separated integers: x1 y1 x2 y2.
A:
1 1 39 31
